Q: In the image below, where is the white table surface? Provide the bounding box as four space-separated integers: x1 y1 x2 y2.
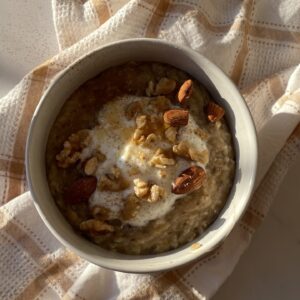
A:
1 1 299 299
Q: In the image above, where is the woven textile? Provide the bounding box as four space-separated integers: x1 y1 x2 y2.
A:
0 0 300 299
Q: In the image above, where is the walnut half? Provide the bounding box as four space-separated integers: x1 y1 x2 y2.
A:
148 185 165 203
133 178 149 198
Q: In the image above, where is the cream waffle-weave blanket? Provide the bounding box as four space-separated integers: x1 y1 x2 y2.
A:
0 1 300 299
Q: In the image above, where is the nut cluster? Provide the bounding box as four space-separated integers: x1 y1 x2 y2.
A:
133 115 160 145
173 141 209 164
133 178 165 203
133 178 149 198
149 149 175 169
56 129 91 168
146 78 176 96
98 166 128 192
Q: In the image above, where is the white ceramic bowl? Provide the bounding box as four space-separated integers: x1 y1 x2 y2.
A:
26 39 257 273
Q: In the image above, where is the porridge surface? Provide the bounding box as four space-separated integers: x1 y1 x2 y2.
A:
85 95 207 227
46 62 235 254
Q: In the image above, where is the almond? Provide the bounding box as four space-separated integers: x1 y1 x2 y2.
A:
178 79 193 104
206 102 225 122
64 176 97 204
163 109 189 127
172 166 206 194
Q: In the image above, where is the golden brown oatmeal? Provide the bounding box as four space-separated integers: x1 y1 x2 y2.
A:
46 62 235 255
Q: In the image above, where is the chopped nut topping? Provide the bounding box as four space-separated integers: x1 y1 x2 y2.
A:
98 166 128 191
158 169 167 178
145 133 157 143
148 184 165 202
149 149 175 168
94 150 106 162
91 206 111 220
133 178 147 188
146 78 176 96
155 78 176 95
133 128 144 142
151 96 171 111
80 219 114 232
173 141 209 164
133 115 150 144
98 176 121 191
56 149 80 168
136 115 147 129
69 129 91 146
165 126 177 143
125 101 143 120
56 130 90 168
121 194 141 220
133 178 149 198
145 80 155 97
172 141 190 159
84 157 98 175
111 165 121 179
132 114 159 145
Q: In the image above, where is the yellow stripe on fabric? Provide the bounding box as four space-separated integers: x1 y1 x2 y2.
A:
240 209 263 230
0 158 24 178
268 74 285 101
1 213 46 261
250 25 300 44
145 0 170 38
6 63 49 202
230 0 254 85
16 251 80 300
91 0 111 24
168 2 300 44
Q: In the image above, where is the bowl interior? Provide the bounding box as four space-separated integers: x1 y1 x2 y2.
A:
26 39 257 273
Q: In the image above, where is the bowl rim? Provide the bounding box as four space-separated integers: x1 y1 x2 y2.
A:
26 38 258 273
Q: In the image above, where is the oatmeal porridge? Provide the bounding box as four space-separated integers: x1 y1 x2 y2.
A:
46 62 235 255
